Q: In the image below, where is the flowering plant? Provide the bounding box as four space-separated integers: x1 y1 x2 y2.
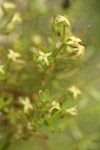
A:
0 1 85 148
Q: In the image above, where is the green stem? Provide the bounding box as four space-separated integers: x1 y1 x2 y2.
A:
53 42 66 57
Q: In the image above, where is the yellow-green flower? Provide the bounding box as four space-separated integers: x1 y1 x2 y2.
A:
66 106 77 116
11 13 22 23
67 36 81 47
8 49 21 62
7 13 22 30
68 85 82 99
49 101 61 113
38 51 52 66
20 97 33 113
55 15 70 26
74 45 85 57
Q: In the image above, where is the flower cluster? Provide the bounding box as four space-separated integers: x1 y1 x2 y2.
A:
55 15 70 26
66 36 85 58
38 51 52 66
19 90 78 133
0 14 85 141
35 15 85 67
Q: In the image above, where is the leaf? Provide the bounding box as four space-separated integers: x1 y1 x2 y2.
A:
50 111 61 123
34 98 41 108
39 89 49 103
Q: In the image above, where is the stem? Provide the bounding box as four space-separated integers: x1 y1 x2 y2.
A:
63 24 66 40
53 42 66 57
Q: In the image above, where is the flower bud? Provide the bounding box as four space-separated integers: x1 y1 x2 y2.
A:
55 15 70 26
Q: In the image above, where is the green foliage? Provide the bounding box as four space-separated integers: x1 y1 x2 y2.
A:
0 97 12 113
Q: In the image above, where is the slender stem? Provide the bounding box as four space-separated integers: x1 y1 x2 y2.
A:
63 24 66 40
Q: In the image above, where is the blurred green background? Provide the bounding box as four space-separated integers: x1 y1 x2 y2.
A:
0 0 100 150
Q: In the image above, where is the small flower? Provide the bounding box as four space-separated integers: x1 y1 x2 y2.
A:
70 36 81 43
11 13 22 24
7 13 22 30
7 49 21 62
55 15 70 26
49 101 61 113
66 105 77 116
74 45 85 57
20 97 33 113
38 51 52 66
67 36 81 47
0 65 5 74
68 85 82 99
